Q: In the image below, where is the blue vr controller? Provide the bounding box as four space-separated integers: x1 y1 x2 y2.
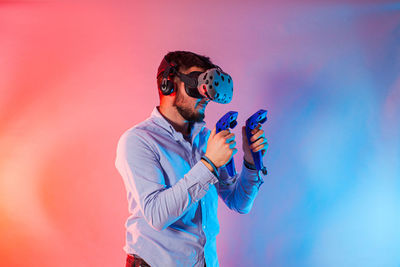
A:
245 109 268 175
216 111 238 177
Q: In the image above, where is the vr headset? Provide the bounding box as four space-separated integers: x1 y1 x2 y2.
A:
157 57 233 104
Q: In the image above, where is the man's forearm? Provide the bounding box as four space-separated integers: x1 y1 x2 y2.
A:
218 163 263 214
138 160 218 231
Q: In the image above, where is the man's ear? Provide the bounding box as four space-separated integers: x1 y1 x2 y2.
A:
167 82 177 97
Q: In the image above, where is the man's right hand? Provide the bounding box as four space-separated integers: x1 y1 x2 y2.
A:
204 128 237 168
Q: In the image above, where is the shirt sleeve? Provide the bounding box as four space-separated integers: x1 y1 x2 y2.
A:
216 161 264 214
115 130 218 231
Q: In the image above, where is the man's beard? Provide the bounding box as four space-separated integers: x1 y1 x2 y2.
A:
174 90 205 122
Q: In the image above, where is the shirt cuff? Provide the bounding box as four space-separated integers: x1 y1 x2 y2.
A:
218 166 238 187
184 160 219 202
241 163 264 188
243 158 257 170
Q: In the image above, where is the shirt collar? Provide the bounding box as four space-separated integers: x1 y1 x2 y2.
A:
150 106 206 142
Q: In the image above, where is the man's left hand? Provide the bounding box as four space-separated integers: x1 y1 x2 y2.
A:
242 124 268 165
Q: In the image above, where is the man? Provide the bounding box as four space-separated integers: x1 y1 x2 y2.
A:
115 51 267 267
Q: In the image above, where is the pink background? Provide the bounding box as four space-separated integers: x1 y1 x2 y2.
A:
1 1 399 266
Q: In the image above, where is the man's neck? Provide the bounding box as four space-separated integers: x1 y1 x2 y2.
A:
158 106 191 136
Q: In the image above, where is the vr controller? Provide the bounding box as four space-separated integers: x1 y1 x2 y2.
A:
245 109 268 175
216 111 238 177
215 109 268 178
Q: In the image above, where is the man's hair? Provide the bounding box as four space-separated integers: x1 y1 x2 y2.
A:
157 51 215 95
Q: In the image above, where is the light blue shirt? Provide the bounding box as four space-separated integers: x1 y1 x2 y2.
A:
115 107 264 267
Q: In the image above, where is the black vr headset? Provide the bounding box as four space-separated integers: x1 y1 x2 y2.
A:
157 56 234 104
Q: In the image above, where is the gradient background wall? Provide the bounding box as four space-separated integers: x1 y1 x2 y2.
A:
1 1 399 266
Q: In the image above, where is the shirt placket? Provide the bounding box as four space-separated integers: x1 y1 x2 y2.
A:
178 135 208 263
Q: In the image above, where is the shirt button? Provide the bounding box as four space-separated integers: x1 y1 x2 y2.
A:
203 225 206 229
202 201 205 205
